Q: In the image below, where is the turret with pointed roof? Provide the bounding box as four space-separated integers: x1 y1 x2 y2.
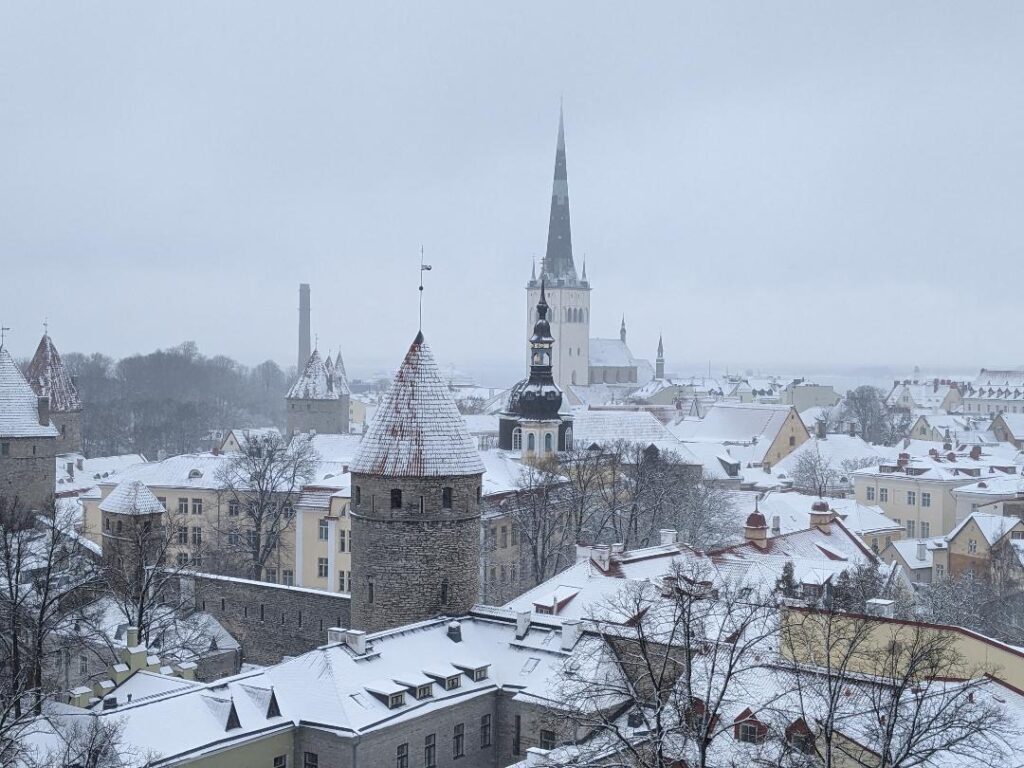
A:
0 345 58 507
285 348 350 436
349 331 483 633
656 334 665 380
27 332 83 451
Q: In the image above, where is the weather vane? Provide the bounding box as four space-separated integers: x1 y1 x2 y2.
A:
419 245 432 331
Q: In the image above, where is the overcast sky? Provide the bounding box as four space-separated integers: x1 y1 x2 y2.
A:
2 3 1023 383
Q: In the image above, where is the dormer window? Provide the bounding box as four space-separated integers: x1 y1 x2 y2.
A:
445 675 461 691
472 667 488 682
388 692 405 709
416 684 433 700
188 469 203 479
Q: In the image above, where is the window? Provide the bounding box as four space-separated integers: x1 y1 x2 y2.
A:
390 489 402 509
527 433 535 452
318 519 329 540
867 486 876 501
789 435 796 447
389 692 405 709
968 538 978 554
367 577 374 603
176 552 189 566
396 743 408 768
0 442 7 456
922 492 931 507
879 488 889 502
511 525 519 546
565 428 573 450
247 530 259 549
544 432 553 452
177 525 188 544
441 579 449 606
453 723 465 758
500 526 508 548
339 570 348 592
871 537 879 553
228 499 239 516
353 486 361 506
303 754 318 768
191 498 203 515
513 715 521 755
539 729 556 750
512 427 522 451
737 722 760 744
921 522 930 538
445 674 460 690
416 684 433 699
177 498 188 515
907 491 917 505
339 530 347 552
424 734 436 768
191 526 202 546
228 529 240 546
472 667 488 682
116 520 123 534
282 570 294 586
1013 531 1024 540
442 486 453 509
906 520 915 538
266 568 277 583
935 563 945 578
78 654 88 675
274 757 287 768
480 714 492 747
317 558 328 578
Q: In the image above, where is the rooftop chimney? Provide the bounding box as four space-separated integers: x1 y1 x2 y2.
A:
344 629 367 655
126 626 139 648
515 611 531 640
659 529 678 546
560 619 580 651
865 598 896 619
810 500 833 532
970 445 982 461
447 621 462 643
591 545 611 572
916 541 927 562
744 511 769 549
816 420 827 440
771 515 781 535
37 396 49 427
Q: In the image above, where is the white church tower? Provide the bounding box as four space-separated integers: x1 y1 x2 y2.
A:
526 107 590 388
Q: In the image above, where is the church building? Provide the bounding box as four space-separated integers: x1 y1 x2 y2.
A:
526 109 652 396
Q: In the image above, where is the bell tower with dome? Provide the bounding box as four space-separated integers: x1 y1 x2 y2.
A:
500 282 573 458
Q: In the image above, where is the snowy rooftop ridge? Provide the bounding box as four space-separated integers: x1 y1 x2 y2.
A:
351 333 485 478
0 347 59 439
26 333 82 412
287 348 348 400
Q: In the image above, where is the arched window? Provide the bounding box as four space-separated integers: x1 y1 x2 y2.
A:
544 433 553 453
565 428 573 450
512 427 522 451
527 433 536 452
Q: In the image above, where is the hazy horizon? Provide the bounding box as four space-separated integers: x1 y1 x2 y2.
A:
3 3 1024 377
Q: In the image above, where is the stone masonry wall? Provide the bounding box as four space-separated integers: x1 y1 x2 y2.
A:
182 572 351 665
51 410 83 454
286 395 350 437
0 435 56 510
350 473 481 633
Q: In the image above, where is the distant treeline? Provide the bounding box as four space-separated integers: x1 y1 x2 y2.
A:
62 342 290 459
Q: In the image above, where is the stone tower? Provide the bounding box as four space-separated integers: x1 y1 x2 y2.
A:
349 331 485 634
26 332 83 453
526 107 590 389
0 346 58 509
298 283 311 374
98 480 167 570
500 282 573 458
286 348 350 436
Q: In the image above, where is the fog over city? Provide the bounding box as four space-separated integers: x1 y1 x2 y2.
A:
3 2 1024 381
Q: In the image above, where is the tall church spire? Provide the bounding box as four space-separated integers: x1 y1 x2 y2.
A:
541 106 577 283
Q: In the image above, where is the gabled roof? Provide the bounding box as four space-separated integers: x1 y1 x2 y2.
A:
351 333 484 477
670 402 803 464
99 480 166 516
588 338 636 368
946 512 1023 547
26 334 82 412
288 349 347 400
993 413 1024 440
0 347 59 439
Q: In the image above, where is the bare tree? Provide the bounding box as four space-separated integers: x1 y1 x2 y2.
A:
213 430 317 580
506 457 574 590
673 471 736 549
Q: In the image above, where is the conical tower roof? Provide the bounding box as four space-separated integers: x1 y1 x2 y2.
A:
334 351 350 392
351 333 484 477
287 349 347 400
99 479 166 516
26 334 82 412
0 347 59 439
541 107 578 283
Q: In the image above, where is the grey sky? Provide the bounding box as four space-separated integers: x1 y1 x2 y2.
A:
2 2 1023 382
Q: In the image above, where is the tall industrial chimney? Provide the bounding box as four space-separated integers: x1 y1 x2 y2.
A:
298 283 311 371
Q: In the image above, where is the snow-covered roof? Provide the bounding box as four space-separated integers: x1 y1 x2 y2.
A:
25 334 82 412
100 453 233 491
670 402 802 465
287 349 348 400
461 414 500 434
221 427 282 452
995 413 1024 439
351 333 484 477
952 472 1024 498
479 449 526 498
571 409 679 449
0 347 59 439
754 493 902 537
300 432 364 465
946 512 1022 546
887 537 943 570
588 338 636 368
54 453 147 495
99 480 166 516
